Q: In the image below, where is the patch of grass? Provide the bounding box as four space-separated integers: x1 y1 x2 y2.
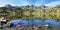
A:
0 29 2 30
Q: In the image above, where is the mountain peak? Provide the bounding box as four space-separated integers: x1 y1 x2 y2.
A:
4 4 16 9
5 4 12 8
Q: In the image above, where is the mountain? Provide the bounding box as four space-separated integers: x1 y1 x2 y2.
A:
0 4 51 10
4 4 15 9
20 5 51 10
4 4 21 9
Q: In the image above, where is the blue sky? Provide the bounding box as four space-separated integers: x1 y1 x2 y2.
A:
0 0 60 7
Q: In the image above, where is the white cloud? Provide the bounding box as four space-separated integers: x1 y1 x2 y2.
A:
0 0 60 7
44 1 60 7
0 0 31 7
0 0 10 7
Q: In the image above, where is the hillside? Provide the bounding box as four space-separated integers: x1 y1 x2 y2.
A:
0 4 60 21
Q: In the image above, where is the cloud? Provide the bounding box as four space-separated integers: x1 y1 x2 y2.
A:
0 0 60 7
44 1 60 7
0 0 10 7
0 0 29 7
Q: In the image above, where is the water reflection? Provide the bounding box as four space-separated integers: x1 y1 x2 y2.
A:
1 19 60 30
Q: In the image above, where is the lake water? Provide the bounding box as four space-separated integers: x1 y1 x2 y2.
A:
1 19 60 30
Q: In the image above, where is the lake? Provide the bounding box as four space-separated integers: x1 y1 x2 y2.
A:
1 19 60 30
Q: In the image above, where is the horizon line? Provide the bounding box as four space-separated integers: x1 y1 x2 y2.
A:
0 4 60 7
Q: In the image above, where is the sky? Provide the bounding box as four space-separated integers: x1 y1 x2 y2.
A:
0 0 60 7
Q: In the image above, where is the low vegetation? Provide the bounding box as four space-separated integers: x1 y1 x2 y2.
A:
0 5 60 21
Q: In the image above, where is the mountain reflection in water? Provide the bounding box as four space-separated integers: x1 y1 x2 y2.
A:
9 19 60 27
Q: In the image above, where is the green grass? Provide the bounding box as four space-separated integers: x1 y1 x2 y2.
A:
0 29 2 30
